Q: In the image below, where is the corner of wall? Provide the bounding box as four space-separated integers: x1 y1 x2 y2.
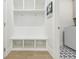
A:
4 47 11 58
48 46 60 59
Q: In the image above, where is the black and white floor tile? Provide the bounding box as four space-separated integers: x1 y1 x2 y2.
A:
60 46 76 59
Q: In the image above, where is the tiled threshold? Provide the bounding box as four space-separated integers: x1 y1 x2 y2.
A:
60 46 76 59
5 51 53 59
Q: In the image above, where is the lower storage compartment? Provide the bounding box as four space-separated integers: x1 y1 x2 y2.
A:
12 39 47 49
36 40 46 48
13 40 23 48
24 40 34 48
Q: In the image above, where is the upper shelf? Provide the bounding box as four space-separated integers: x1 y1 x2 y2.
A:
13 0 45 10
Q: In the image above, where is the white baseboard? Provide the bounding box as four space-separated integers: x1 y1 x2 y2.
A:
48 47 60 59
11 48 48 51
4 48 11 59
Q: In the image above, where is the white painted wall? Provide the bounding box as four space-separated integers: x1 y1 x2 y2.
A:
14 11 45 26
4 0 13 57
59 0 74 46
73 0 76 17
46 0 60 59
3 0 7 57
11 26 47 39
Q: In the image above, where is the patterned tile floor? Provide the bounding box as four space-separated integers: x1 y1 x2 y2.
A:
60 46 76 59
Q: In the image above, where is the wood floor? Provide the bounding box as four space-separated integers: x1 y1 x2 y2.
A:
5 51 53 59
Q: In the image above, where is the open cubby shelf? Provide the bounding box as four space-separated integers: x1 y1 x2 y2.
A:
13 0 45 10
12 40 46 49
13 40 23 48
24 40 34 48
